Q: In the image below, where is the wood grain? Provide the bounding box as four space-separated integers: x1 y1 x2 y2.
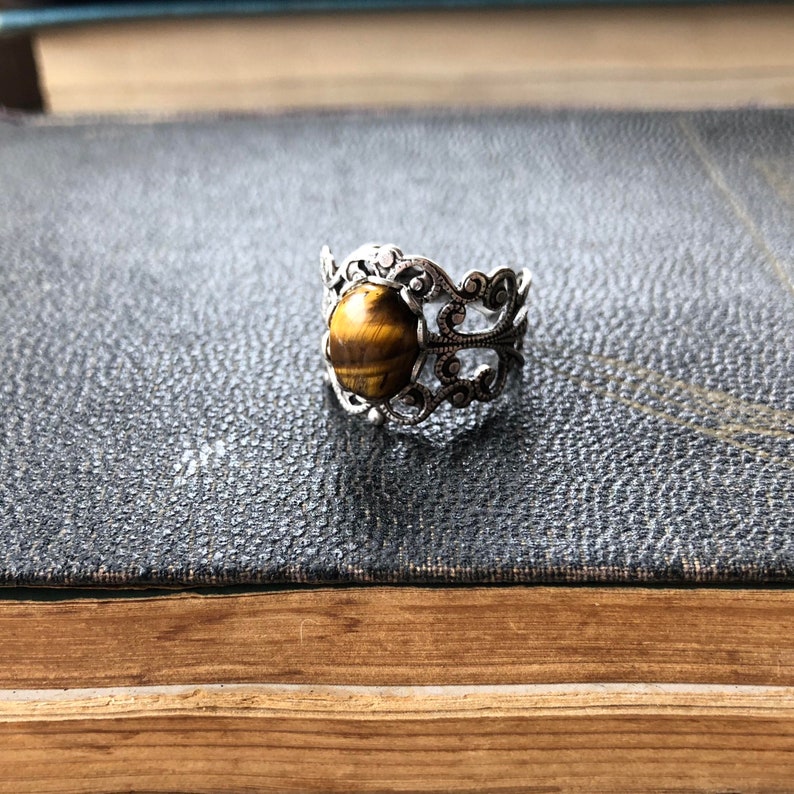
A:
2 683 793 793
35 5 794 114
2 586 794 688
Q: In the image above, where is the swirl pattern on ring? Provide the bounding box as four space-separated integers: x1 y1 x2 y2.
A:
322 244 531 425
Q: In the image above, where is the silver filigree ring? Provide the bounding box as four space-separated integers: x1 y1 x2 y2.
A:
321 243 531 426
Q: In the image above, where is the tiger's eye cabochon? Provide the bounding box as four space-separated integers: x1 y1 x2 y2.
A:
329 283 420 401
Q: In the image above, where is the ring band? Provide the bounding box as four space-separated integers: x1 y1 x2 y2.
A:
321 243 531 426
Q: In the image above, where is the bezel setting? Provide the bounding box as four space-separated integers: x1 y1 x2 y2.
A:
321 243 532 426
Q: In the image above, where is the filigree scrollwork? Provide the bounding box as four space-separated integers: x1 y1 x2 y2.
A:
321 243 531 426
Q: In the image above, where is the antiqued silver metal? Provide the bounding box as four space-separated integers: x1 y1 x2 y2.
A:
321 243 531 426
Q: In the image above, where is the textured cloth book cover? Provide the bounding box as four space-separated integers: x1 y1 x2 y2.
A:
0 109 792 586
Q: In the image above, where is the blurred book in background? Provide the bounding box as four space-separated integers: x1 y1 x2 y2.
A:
1 1 794 113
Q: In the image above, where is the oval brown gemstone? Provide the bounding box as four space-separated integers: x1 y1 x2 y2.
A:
329 283 420 401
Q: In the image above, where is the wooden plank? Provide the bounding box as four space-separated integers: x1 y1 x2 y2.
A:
34 5 794 114
2 587 793 688
1 683 793 793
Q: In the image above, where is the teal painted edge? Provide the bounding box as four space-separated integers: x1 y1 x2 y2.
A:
0 0 745 34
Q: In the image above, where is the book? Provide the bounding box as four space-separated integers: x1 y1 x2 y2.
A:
0 107 792 587
2 586 793 792
23 5 794 114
